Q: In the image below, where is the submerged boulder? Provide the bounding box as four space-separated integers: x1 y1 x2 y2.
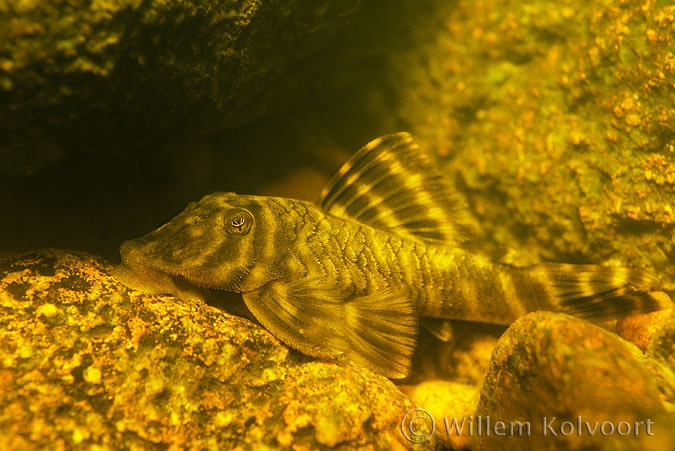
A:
476 311 675 450
0 0 352 173
0 249 427 449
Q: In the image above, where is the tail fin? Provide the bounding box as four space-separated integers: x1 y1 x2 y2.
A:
513 263 670 321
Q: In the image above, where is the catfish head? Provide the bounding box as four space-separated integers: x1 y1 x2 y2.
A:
113 193 290 298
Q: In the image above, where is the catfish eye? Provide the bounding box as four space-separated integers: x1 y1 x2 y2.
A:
224 208 253 235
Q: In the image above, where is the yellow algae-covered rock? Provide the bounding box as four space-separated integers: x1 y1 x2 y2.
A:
617 300 673 352
403 380 480 450
476 312 675 451
648 306 675 402
396 0 675 294
0 249 430 450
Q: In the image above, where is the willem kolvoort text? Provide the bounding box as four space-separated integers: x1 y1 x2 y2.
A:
444 415 655 437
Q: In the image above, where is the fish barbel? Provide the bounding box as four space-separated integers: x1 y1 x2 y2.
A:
114 133 669 378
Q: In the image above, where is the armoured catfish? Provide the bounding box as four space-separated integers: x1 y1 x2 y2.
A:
113 133 670 378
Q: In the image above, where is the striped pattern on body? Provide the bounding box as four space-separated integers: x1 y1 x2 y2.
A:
115 132 670 378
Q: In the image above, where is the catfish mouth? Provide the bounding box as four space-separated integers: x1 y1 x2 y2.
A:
115 239 251 297
113 255 256 321
114 238 210 297
113 259 227 303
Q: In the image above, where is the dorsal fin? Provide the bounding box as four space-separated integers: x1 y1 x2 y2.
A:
318 132 471 246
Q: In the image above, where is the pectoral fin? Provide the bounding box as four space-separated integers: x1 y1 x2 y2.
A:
242 278 418 378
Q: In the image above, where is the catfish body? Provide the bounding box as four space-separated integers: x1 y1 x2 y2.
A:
114 133 669 378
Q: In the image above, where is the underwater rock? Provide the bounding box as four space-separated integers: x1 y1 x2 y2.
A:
617 302 673 352
649 305 675 379
399 0 675 292
0 250 429 449
476 311 675 450
617 301 675 415
0 0 351 171
403 380 480 450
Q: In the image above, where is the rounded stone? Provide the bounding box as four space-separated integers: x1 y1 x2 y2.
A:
476 311 674 450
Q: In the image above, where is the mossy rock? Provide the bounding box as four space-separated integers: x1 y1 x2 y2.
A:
397 0 675 290
476 311 675 450
0 249 430 450
0 0 352 173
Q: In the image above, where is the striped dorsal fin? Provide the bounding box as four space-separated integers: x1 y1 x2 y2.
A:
318 132 471 246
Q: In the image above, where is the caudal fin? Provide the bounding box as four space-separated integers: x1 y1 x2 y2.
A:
514 263 670 321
